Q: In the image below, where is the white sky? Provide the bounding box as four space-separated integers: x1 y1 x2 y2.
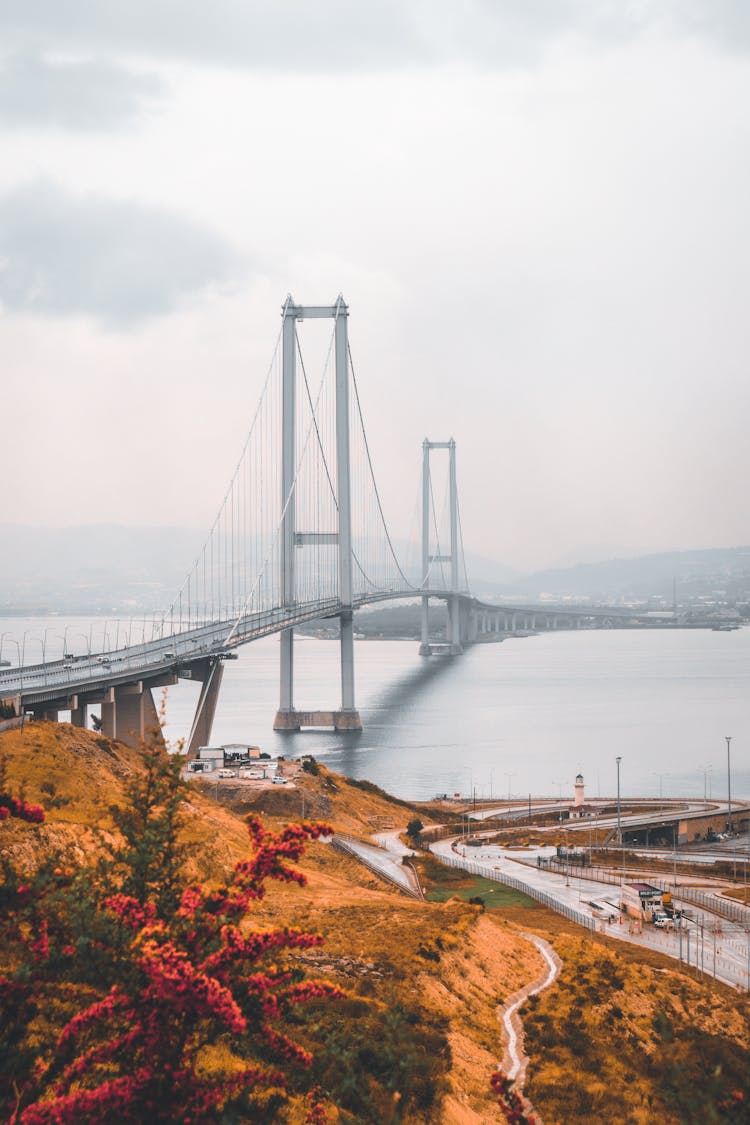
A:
1 2 748 571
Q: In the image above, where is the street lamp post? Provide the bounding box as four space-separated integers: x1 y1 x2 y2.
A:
616 757 622 848
8 640 23 690
699 765 711 808
553 780 565 825
505 770 516 803
726 736 733 835
57 626 72 659
652 772 666 801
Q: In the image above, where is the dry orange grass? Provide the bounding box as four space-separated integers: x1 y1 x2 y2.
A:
10 725 746 1123
1 724 546 1123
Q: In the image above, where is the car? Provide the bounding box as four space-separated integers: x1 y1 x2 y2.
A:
217 768 236 778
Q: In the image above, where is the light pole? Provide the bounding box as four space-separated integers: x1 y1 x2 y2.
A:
76 633 91 656
32 627 52 667
652 772 666 801
553 780 565 825
8 640 23 689
505 770 516 803
57 626 72 659
27 636 46 681
616 757 622 848
726 736 733 835
698 765 712 808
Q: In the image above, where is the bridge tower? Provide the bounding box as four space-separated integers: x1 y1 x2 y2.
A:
273 296 362 732
420 438 462 655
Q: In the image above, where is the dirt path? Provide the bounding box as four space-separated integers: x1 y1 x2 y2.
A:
497 933 562 1117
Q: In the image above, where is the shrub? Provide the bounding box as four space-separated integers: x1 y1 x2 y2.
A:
0 741 342 1124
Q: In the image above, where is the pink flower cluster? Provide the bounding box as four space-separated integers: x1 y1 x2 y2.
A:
11 816 342 1124
0 794 45 823
491 1071 538 1125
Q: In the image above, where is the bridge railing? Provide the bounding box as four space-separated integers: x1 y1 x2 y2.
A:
332 834 424 900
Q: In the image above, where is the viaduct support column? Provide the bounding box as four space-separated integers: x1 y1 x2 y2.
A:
100 688 117 740
112 682 165 748
70 696 87 728
187 659 225 756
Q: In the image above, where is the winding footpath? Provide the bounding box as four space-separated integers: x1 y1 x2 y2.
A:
497 933 562 1122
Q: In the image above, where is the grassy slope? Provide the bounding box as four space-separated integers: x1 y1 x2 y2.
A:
498 908 750 1124
0 724 541 1123
3 724 748 1123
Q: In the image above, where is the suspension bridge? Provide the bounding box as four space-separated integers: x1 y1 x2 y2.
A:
0 296 681 753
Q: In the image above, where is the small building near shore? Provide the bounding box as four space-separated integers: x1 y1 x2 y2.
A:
569 773 599 819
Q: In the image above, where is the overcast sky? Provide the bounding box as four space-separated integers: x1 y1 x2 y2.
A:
1 1 748 572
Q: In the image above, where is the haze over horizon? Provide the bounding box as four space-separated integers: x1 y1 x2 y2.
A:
2 3 748 571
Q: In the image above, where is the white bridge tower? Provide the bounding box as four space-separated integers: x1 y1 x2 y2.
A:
273 296 362 732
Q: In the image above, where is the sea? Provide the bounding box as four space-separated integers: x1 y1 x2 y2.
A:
2 617 748 803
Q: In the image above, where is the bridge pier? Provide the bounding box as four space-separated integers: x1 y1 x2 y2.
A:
33 706 59 722
187 658 224 755
420 438 464 656
96 682 167 749
70 698 87 728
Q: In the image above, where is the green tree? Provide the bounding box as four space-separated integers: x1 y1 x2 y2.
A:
108 742 189 918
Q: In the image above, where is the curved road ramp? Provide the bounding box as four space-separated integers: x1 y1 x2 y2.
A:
332 834 424 899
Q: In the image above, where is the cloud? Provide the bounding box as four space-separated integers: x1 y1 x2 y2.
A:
0 53 164 130
3 0 745 75
0 181 245 327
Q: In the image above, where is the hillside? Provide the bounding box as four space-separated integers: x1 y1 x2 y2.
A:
1 723 748 1123
0 723 541 1123
2 523 748 614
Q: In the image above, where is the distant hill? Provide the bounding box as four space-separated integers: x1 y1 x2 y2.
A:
0 523 205 613
502 546 750 604
0 524 747 613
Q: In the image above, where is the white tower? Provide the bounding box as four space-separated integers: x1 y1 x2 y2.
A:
574 773 585 807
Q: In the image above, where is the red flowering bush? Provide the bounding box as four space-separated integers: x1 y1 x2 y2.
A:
0 793 45 823
0 742 341 1124
491 1071 537 1125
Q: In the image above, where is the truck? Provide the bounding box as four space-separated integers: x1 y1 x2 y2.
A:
619 881 665 923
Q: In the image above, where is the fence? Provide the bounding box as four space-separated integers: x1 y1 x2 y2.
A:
652 881 750 925
537 858 750 926
430 847 596 932
433 847 749 989
332 834 424 900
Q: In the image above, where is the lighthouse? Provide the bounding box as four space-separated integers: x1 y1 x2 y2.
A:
574 773 585 808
